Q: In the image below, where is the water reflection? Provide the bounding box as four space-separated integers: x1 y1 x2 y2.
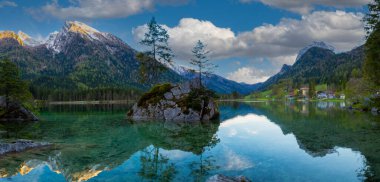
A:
0 102 379 182
0 111 220 181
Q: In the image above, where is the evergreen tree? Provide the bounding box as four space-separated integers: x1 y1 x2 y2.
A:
364 0 380 37
140 17 173 64
138 17 174 84
190 40 217 87
0 59 32 108
363 0 380 87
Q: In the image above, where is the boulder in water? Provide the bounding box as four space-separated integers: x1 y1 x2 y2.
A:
128 80 219 122
0 96 38 122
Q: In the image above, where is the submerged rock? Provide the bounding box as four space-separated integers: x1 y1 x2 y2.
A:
206 174 251 182
128 80 219 122
0 140 50 155
0 96 38 122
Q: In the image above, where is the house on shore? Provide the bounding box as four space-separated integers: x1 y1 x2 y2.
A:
317 92 328 99
327 91 335 99
300 87 309 98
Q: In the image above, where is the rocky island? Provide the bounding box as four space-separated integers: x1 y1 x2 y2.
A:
128 81 219 122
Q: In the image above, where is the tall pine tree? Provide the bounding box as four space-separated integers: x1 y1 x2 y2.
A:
363 0 380 87
140 17 173 64
138 17 174 83
190 40 217 87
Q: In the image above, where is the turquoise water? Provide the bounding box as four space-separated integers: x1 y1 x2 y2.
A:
0 101 379 182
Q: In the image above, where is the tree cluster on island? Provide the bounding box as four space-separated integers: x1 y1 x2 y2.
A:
137 17 217 85
137 17 217 91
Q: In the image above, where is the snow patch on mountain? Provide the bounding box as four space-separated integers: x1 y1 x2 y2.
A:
45 31 59 52
296 41 335 61
17 31 43 47
65 21 103 41
44 21 121 53
0 31 44 47
168 64 194 75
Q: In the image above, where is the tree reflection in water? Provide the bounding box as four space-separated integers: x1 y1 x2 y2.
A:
139 146 176 182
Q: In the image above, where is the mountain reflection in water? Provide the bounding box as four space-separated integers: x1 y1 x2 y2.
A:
0 101 379 182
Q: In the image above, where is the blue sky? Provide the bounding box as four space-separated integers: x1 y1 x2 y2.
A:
0 0 370 84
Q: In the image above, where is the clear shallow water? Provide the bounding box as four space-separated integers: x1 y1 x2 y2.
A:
0 102 379 182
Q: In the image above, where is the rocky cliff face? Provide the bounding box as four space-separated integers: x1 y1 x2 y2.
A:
128 81 219 122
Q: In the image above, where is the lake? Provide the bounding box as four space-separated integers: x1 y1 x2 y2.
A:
0 101 379 182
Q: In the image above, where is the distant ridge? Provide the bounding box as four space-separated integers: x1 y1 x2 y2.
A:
257 43 364 91
171 65 262 95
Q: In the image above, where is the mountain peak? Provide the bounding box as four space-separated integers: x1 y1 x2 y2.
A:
296 41 335 61
17 31 31 40
64 21 100 36
0 31 24 46
17 31 43 47
46 21 110 53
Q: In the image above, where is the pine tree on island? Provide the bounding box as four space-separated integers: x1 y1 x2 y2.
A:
137 17 174 83
190 40 217 88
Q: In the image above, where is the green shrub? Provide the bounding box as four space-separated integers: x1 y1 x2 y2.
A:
137 83 173 107
177 88 218 112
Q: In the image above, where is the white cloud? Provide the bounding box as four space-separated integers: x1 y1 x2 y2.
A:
133 10 365 84
40 0 189 19
223 148 254 170
240 0 370 14
0 0 17 8
134 10 365 62
133 18 240 60
271 55 298 66
227 67 270 84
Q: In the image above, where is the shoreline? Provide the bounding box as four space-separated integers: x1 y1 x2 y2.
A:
47 100 136 105
45 99 346 105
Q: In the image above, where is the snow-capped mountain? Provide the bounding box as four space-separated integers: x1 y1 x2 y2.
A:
0 31 44 47
0 21 182 90
0 31 25 46
45 21 123 53
17 31 43 47
296 41 335 62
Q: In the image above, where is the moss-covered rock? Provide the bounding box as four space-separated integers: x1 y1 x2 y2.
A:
137 83 173 107
128 80 219 122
